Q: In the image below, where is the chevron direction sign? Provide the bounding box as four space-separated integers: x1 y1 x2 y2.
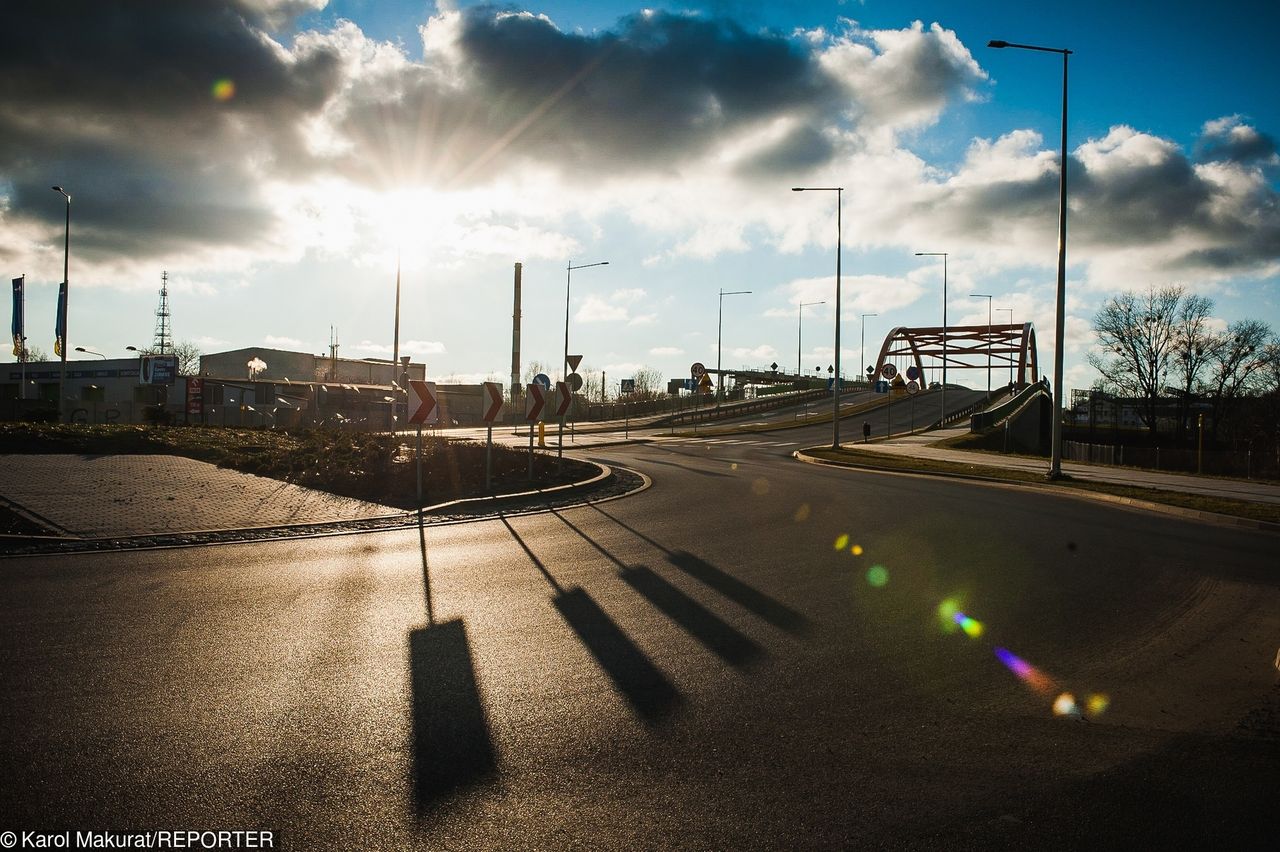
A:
481 382 504 423
408 380 438 425
525 382 546 421
554 381 572 417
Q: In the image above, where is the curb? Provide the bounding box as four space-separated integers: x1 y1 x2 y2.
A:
1 457 647 554
792 448 1280 534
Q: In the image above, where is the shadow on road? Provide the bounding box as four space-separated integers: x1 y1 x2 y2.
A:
409 512 496 811
549 510 765 669
501 515 682 725
587 504 812 636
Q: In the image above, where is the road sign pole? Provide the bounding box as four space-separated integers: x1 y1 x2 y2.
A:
416 426 423 507
486 423 493 491
528 427 534 481
557 416 564 471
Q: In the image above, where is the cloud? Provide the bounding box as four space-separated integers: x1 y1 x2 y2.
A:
576 287 651 322
649 346 685 356
263 335 310 349
351 339 446 357
1195 115 1279 165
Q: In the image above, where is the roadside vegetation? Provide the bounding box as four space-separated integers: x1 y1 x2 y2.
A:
0 423 596 511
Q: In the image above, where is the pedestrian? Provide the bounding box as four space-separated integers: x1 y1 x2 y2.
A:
862 421 871 443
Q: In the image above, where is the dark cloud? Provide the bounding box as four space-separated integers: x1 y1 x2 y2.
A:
0 0 341 258
738 125 836 177
1194 117 1278 165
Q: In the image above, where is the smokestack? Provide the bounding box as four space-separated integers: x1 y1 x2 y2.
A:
511 262 522 405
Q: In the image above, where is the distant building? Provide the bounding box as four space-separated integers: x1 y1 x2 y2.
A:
197 347 424 386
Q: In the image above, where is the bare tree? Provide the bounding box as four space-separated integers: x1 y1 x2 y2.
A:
1205 319 1274 441
522 360 549 385
631 367 665 400
19 344 49 363
1088 286 1183 437
1170 293 1216 441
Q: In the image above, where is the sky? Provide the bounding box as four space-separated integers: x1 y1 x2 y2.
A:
3 0 1279 393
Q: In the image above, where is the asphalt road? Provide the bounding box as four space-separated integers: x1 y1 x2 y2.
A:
2 425 1278 848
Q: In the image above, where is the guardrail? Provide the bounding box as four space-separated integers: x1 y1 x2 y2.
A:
660 388 834 426
969 380 1048 431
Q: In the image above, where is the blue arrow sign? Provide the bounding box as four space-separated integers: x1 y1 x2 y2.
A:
874 380 889 393
533 373 551 390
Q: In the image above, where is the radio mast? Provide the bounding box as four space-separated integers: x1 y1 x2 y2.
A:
152 271 172 354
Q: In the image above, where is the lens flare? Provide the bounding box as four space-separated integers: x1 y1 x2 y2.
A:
851 544 864 556
834 534 849 551
866 565 888 587
937 598 961 632
211 78 235 101
794 503 811 522
751 477 770 495
1053 693 1080 717
1086 693 1110 716
952 611 984 638
994 647 1056 696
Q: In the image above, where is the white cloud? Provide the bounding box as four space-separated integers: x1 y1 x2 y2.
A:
264 335 309 350
351 339 446 357
649 346 684 356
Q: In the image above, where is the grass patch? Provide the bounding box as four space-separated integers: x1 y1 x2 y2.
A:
0 423 597 510
805 446 1280 526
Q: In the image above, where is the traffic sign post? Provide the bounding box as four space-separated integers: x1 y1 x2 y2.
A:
554 381 572 471
482 382 503 490
525 382 545 480
408 381 439 506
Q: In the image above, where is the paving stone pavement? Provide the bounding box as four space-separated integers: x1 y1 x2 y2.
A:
0 455 399 538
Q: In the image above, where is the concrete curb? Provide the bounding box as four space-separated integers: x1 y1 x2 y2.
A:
1 456 640 551
792 448 1280 534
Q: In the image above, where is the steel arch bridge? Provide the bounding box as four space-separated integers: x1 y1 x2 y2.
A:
869 323 1040 387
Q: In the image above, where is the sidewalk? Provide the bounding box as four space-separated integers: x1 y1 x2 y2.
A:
0 455 399 539
841 427 1280 506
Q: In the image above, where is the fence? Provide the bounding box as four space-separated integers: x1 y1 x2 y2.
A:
1062 440 1279 480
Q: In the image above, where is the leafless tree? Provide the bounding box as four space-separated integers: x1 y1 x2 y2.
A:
630 367 665 400
1205 319 1274 441
1088 286 1183 437
1170 293 1216 441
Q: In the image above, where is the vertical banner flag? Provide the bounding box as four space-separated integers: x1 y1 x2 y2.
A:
54 281 66 356
10 277 22 357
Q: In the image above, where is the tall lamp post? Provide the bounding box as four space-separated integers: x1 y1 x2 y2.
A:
74 346 105 360
971 293 993 392
988 38 1072 478
798 300 825 379
860 312 878 380
563 260 609 382
793 186 844 448
717 288 751 403
915 251 947 424
52 185 71 419
998 307 1014 385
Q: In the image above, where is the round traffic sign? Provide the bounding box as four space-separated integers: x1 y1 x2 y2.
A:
533 373 551 390
880 363 898 380
905 365 920 381
566 372 584 392
691 362 706 378
906 380 919 394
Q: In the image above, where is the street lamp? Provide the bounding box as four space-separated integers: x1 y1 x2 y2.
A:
793 186 844 448
52 185 71 419
563 260 608 381
915 251 947 424
717 288 751 403
999 308 1014 385
971 293 993 392
74 346 105 360
860 313 878 381
798 300 825 379
988 38 1072 478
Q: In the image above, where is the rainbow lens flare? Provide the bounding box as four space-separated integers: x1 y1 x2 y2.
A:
1086 693 1110 717
212 78 236 101
994 647 1055 696
937 598 961 632
952 610 984 638
1053 693 1080 716
834 534 849 551
851 544 864 556
794 503 811 522
866 565 888 587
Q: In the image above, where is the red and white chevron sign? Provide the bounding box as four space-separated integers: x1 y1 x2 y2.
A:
524 382 545 422
554 381 572 417
481 382 503 423
408 380 438 425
